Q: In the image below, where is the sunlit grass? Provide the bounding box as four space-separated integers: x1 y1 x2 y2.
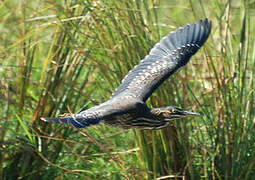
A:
0 0 255 179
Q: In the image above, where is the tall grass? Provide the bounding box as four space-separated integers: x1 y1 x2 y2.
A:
0 0 255 179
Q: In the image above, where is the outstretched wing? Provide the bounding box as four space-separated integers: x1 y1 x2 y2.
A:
112 19 212 102
40 101 110 128
41 109 103 128
41 98 130 128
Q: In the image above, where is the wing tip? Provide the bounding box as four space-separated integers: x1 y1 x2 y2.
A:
159 18 212 50
40 117 51 122
40 115 100 128
40 117 60 122
179 18 211 49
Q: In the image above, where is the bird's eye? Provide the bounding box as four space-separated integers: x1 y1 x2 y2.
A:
171 109 176 113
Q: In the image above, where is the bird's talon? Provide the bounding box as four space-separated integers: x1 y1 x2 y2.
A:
59 113 73 117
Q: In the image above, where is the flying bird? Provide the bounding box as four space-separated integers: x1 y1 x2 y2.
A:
41 19 212 130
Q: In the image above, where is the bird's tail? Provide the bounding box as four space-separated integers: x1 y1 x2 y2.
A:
41 115 101 128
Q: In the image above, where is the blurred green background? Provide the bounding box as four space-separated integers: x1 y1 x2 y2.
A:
1 0 255 179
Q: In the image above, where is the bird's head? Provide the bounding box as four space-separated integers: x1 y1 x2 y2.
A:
152 106 200 120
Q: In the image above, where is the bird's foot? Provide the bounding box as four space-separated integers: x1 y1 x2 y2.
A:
58 113 73 117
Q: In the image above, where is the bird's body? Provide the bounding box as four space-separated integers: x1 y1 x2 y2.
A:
41 19 212 130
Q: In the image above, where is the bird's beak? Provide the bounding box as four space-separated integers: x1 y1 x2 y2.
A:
182 110 201 117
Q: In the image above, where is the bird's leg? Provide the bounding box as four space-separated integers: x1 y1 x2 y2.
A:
58 113 73 117
151 106 200 121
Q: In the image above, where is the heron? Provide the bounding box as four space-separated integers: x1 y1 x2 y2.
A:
41 19 212 130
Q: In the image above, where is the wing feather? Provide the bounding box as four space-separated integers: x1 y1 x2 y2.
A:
112 19 212 102
41 99 124 128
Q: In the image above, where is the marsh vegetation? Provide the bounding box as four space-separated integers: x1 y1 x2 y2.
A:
1 0 255 179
